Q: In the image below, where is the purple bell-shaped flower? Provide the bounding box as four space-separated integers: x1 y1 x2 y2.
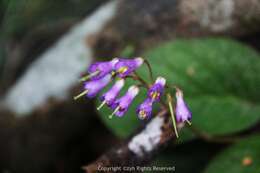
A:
136 98 153 120
81 58 119 81
175 89 192 124
110 85 139 118
137 77 166 120
74 74 111 100
148 77 166 101
114 57 144 78
98 79 125 110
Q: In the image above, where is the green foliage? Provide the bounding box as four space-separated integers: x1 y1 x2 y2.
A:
121 45 135 57
204 135 260 173
98 38 260 139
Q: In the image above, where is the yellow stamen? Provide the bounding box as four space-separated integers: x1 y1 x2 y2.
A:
151 92 159 100
109 106 120 119
97 100 106 110
74 90 88 100
117 66 128 74
139 110 147 119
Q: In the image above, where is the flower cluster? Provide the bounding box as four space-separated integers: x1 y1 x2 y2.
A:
74 57 192 137
75 57 144 118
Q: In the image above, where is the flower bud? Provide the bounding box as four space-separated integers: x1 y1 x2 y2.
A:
175 89 192 123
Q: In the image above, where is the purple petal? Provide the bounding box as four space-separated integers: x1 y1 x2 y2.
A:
88 58 118 80
136 98 153 119
112 85 139 117
100 79 125 106
175 90 192 123
148 77 166 101
84 74 111 98
114 57 144 78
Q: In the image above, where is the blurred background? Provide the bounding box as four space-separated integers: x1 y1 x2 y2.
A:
0 0 260 173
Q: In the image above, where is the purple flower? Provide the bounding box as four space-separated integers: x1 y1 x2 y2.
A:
110 86 139 118
114 57 144 78
148 77 166 101
99 79 125 109
136 98 153 120
175 89 192 124
84 74 111 98
87 58 119 80
135 77 166 120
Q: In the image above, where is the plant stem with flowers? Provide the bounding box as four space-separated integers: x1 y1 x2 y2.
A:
74 57 192 138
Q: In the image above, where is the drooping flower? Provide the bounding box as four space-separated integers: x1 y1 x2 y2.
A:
148 77 166 101
110 85 139 118
98 79 125 110
114 57 144 78
175 89 192 124
74 74 111 100
136 77 166 120
82 58 119 81
136 98 153 120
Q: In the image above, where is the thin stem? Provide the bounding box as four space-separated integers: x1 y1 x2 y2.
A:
167 93 179 138
132 72 150 88
136 83 147 89
143 58 154 82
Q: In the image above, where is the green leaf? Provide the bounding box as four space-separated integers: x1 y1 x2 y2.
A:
204 135 260 173
98 38 260 139
189 96 260 135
